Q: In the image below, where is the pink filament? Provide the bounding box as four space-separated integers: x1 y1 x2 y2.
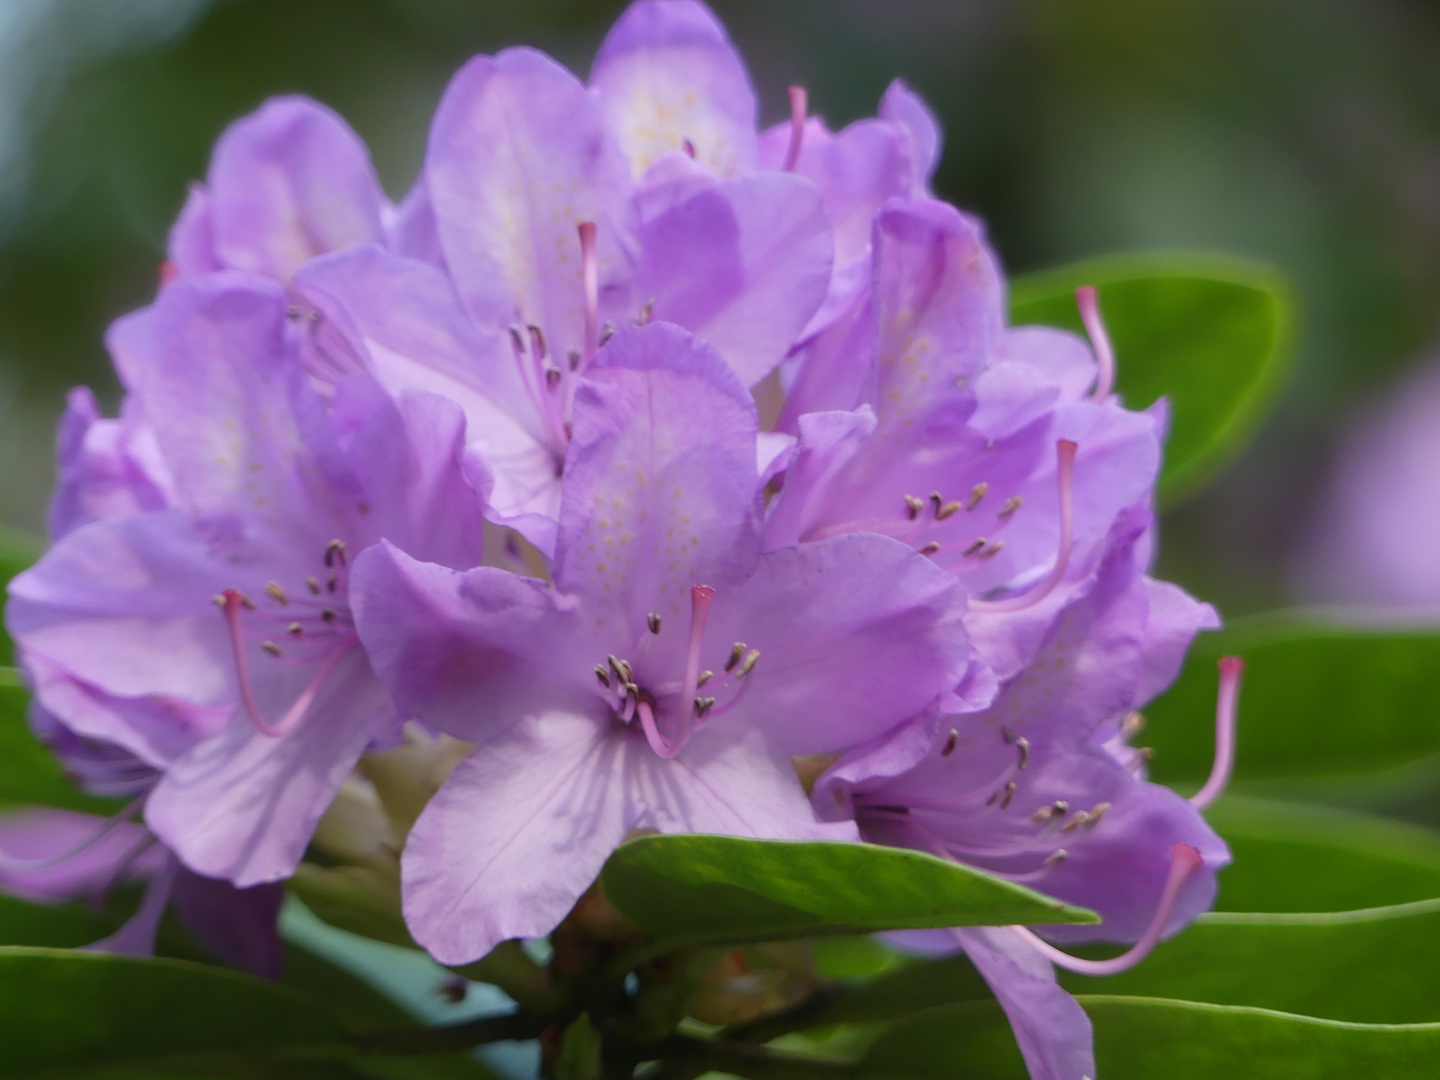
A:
972 440 1077 614
1010 842 1204 976
782 85 808 172
157 261 178 288
636 699 681 760
0 795 146 873
221 589 350 738
1190 656 1244 811
679 585 716 740
1076 286 1115 401
578 221 599 364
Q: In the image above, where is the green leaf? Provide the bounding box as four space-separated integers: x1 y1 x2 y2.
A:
1208 796 1440 913
555 1014 602 1080
600 835 1096 951
0 946 349 1077
1062 899 1440 1024
1145 613 1440 784
0 891 118 948
0 673 123 814
860 996 1440 1079
1009 253 1292 505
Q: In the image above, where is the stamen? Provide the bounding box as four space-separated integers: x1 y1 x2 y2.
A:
682 137 696 159
1190 656 1244 811
526 324 548 362
936 500 962 521
980 541 1004 559
904 494 924 520
999 496 1022 519
694 696 716 718
919 541 941 556
325 539 347 568
942 728 958 757
970 440 1077 613
327 574 338 593
286 623 303 636
647 612 662 635
568 348 581 372
261 641 282 657
782 85 808 172
929 491 943 515
967 482 988 511
595 664 610 689
264 581 288 605
682 585 716 734
736 649 761 678
306 576 321 595
635 297 655 326
599 321 617 347
1015 736 1030 770
962 538 987 558
220 589 352 738
1011 843 1204 976
636 699 681 760
578 222 599 365
868 804 909 815
1075 285 1116 401
1042 849 1068 869
1121 711 1145 738
697 670 713 687
321 608 337 623
545 368 562 391
725 642 746 673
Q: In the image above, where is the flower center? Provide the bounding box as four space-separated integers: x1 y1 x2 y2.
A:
215 538 359 738
593 584 760 759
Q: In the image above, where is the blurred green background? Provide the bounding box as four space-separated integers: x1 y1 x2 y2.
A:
1 0 1438 619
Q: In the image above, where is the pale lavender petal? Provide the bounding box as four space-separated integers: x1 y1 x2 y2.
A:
591 0 758 179
426 48 635 357
387 177 443 266
956 926 1096 1080
48 387 169 539
968 362 1063 441
1130 578 1220 709
172 869 285 979
556 323 762 621
90 856 177 959
775 294 876 427
165 183 221 279
879 79 943 195
999 326 1098 406
0 807 162 904
208 96 386 281
709 534 971 755
351 543 594 745
633 173 833 385
146 647 390 886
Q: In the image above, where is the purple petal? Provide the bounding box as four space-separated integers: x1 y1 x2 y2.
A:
775 294 876 428
145 647 390 887
351 543 593 745
172 869 285 979
633 173 833 386
710 533 972 756
89 856 177 960
387 177 443 266
955 926 1096 1080
999 326 1098 406
48 387 171 540
879 79 943 195
165 183 221 279
557 323 762 617
591 0 758 179
0 807 162 904
207 96 386 281
426 48 636 357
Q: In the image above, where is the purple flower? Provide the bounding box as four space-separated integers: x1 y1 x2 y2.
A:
817 511 1236 1080
166 96 392 285
7 272 487 887
350 322 976 964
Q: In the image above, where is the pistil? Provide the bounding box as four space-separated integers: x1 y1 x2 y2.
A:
1076 285 1116 401
971 439 1077 613
1190 655 1244 810
782 85 808 172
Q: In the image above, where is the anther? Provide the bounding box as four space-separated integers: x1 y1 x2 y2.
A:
1121 711 1145 738
526 324 547 361
1126 747 1155 774
545 367 562 391
904 494 924 520
970 440 1076 613
321 609 337 623
306 577 321 595
736 649 761 678
634 297 655 326
1015 736 1030 770
567 348 581 372
962 538 987 558
980 542 1004 559
235 592 256 611
999 496 1022 519
1030 804 1060 825
682 137 696 158
625 681 640 699
725 643 747 673
508 325 527 356
782 85 808 172
868 804 909 815
937 500 962 520
286 622 304 636
967 482 988 511
325 539 347 568
647 612 662 634
1191 656 1244 811
1084 802 1111 826
1075 286 1116 401
264 582 288 605
1001 727 1018 744
942 728 958 757
929 491 943 514
694 696 716 718
697 670 713 687
578 222 599 364
1042 849 1069 869
599 321 616 347
327 574 338 593
261 641 282 657
1060 811 1089 834
919 541 941 556
595 665 610 689
212 594 226 607
1000 781 1016 810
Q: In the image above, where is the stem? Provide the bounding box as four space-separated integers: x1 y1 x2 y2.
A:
354 1011 546 1058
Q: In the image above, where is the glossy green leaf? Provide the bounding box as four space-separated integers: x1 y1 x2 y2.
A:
861 996 1440 1079
0 672 122 813
600 835 1096 951
0 891 117 948
1063 899 1440 1024
1208 796 1440 912
0 946 349 1077
1145 613 1440 784
1009 253 1291 505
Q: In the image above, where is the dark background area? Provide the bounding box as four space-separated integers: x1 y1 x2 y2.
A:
2 0 1439 618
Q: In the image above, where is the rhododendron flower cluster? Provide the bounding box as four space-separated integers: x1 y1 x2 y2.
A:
1 4 1242 1079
